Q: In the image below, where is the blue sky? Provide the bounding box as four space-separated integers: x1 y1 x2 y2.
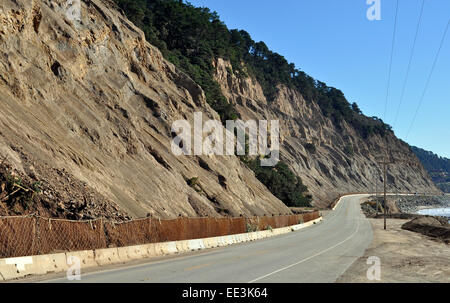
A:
189 0 450 158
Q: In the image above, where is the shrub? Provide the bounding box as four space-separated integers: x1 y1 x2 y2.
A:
344 144 355 156
186 177 202 193
246 222 258 232
243 158 312 207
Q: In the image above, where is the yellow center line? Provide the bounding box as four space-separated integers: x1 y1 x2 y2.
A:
183 249 273 272
184 263 212 271
230 249 271 260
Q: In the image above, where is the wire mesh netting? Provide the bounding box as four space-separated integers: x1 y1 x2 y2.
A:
0 211 319 258
302 212 319 223
0 216 39 257
104 218 152 248
38 218 107 254
248 214 309 231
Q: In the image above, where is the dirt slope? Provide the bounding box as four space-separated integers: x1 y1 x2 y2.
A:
0 0 290 219
0 0 438 219
214 58 440 207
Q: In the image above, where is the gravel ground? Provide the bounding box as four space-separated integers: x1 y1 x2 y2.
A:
337 218 450 283
396 195 449 214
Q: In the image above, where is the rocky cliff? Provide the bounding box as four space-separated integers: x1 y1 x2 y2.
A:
0 0 290 219
214 58 440 207
0 0 439 220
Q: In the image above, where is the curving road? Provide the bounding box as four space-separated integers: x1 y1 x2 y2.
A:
43 194 372 283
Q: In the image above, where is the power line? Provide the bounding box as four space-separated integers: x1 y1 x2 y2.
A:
392 0 426 129
405 18 450 139
381 0 399 202
383 0 400 122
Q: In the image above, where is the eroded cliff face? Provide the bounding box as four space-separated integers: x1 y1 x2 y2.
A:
0 0 291 219
214 58 440 207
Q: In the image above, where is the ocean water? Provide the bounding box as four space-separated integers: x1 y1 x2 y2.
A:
417 207 450 218
415 195 450 222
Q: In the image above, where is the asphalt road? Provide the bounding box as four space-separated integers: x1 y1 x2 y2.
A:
44 194 373 283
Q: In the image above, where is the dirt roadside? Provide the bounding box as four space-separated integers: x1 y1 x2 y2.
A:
337 218 450 283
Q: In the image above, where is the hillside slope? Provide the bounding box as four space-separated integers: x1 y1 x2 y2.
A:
411 146 450 193
214 59 439 207
110 0 440 207
0 0 290 219
0 0 439 220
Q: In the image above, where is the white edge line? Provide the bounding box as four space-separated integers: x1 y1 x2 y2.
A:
248 212 361 283
37 219 323 282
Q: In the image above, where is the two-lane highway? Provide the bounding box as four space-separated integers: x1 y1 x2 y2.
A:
44 194 372 283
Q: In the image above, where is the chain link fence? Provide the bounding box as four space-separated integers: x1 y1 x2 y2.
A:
0 212 319 258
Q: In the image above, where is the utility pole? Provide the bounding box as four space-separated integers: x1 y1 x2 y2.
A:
374 178 379 216
383 159 388 230
374 151 423 230
377 154 394 230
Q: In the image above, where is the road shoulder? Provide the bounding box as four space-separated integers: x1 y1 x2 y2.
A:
336 218 450 283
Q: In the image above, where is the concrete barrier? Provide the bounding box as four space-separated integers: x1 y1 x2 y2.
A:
230 235 236 244
153 242 166 256
66 250 97 269
211 237 220 248
201 238 211 249
175 240 190 253
30 253 68 276
116 247 130 262
202 237 216 249
94 248 121 266
280 227 290 234
161 241 178 255
0 215 323 281
0 256 34 280
187 239 205 251
291 217 322 231
230 235 237 244
144 243 162 257
223 236 233 245
217 236 226 247
0 253 74 280
117 245 151 262
143 243 157 256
